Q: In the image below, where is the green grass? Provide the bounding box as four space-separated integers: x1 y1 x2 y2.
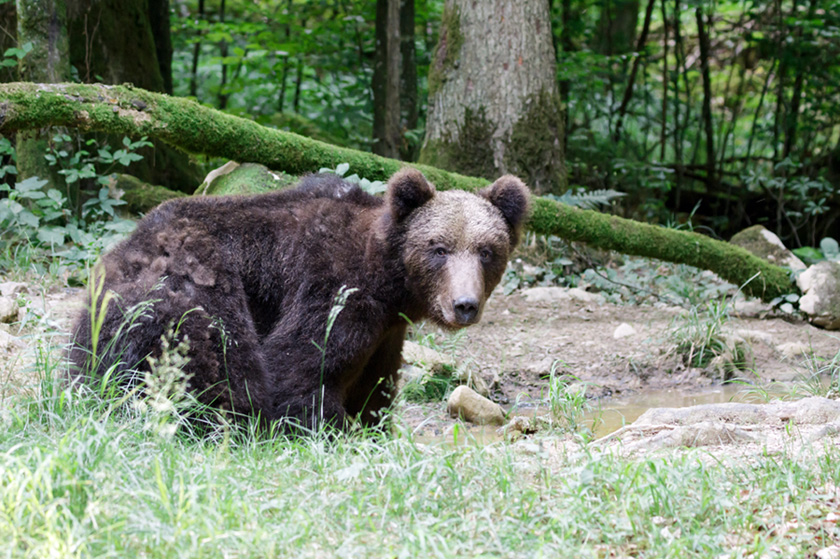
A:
2 344 840 558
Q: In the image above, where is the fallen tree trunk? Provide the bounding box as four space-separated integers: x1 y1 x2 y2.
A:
0 82 795 302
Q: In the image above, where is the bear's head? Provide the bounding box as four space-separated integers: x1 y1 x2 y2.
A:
387 168 530 329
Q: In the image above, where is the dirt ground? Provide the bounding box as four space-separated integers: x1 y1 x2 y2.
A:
2 278 839 458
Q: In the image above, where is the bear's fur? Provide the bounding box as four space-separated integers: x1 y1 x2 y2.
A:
69 169 530 430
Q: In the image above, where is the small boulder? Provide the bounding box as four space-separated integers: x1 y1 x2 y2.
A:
797 261 840 330
0 282 26 298
730 225 806 270
0 297 17 324
521 286 570 304
197 162 296 196
447 385 505 425
613 323 637 339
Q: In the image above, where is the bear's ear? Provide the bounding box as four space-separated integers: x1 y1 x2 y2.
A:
480 175 531 246
387 168 436 222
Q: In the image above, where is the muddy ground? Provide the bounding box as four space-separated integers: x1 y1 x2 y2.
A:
2 278 839 459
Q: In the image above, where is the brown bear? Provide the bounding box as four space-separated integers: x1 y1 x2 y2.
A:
69 168 530 431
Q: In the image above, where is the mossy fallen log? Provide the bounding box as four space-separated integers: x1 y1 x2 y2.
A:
0 82 796 302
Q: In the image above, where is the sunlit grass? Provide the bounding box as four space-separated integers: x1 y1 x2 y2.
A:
2 341 840 559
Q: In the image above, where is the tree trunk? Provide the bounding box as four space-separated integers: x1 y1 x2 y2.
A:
0 82 795 303
596 0 640 56
14 0 71 185
149 0 173 95
372 0 401 158
66 0 166 92
64 0 200 193
399 0 418 160
612 0 655 144
0 2 18 83
696 7 716 193
419 0 565 195
190 0 206 99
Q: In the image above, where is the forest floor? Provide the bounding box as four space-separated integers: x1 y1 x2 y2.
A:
3 274 839 464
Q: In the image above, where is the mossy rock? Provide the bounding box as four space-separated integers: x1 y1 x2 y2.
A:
197 162 297 196
112 173 186 214
729 225 806 270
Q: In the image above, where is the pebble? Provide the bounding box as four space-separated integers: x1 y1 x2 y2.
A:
447 385 505 426
613 323 637 339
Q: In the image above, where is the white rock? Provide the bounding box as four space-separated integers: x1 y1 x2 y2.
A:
447 385 505 426
797 261 840 329
567 287 604 304
0 297 17 324
613 323 637 339
0 282 26 298
730 224 806 270
817 546 840 559
521 286 570 304
776 341 812 359
402 341 452 370
0 329 21 351
735 329 774 345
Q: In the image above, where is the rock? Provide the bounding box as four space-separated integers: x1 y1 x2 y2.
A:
456 368 491 397
730 224 806 270
447 385 505 426
567 287 604 304
797 261 840 329
402 341 453 371
776 341 812 359
734 329 773 345
497 415 544 441
0 282 26 298
634 397 840 427
197 162 296 196
625 421 756 451
521 286 570 304
730 295 771 316
817 546 840 559
0 297 17 324
0 329 22 351
613 323 637 339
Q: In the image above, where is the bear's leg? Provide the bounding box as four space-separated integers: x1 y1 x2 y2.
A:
345 326 406 429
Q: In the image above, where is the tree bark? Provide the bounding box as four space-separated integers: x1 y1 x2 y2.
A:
372 0 401 158
399 0 418 160
696 8 716 193
14 0 71 185
0 82 795 303
148 0 173 95
611 0 655 144
419 0 565 195
190 0 206 99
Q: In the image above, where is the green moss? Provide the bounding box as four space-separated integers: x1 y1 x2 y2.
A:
729 225 799 268
0 82 797 303
197 163 297 196
428 5 463 96
113 173 186 214
267 113 349 148
418 106 496 180
505 91 566 195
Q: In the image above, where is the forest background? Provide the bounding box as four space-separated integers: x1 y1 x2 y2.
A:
1 0 840 251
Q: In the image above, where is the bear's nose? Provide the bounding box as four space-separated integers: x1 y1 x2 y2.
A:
453 296 479 324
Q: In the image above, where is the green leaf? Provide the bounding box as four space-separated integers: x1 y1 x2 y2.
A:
37 226 66 246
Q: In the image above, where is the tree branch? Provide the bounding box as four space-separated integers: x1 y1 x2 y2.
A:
0 82 795 302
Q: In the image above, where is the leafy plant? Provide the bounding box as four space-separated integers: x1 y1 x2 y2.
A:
545 361 592 433
318 162 386 195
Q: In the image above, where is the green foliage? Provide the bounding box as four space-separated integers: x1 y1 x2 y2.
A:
0 136 148 283
1 41 32 67
668 299 749 376
318 161 386 195
545 362 592 434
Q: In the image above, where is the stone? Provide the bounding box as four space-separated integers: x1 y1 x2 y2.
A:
197 162 296 196
568 287 605 304
634 396 840 427
0 329 21 351
730 224 806 270
0 282 26 298
447 385 505 426
613 323 637 339
0 297 17 324
402 341 453 372
776 341 812 359
521 286 570 304
797 261 840 329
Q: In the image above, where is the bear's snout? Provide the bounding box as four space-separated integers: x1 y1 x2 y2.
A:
453 296 480 325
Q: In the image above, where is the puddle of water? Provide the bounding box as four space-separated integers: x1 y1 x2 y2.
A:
587 384 747 438
414 384 777 445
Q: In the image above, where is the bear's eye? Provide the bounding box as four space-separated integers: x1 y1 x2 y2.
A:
479 248 493 261
434 247 448 257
